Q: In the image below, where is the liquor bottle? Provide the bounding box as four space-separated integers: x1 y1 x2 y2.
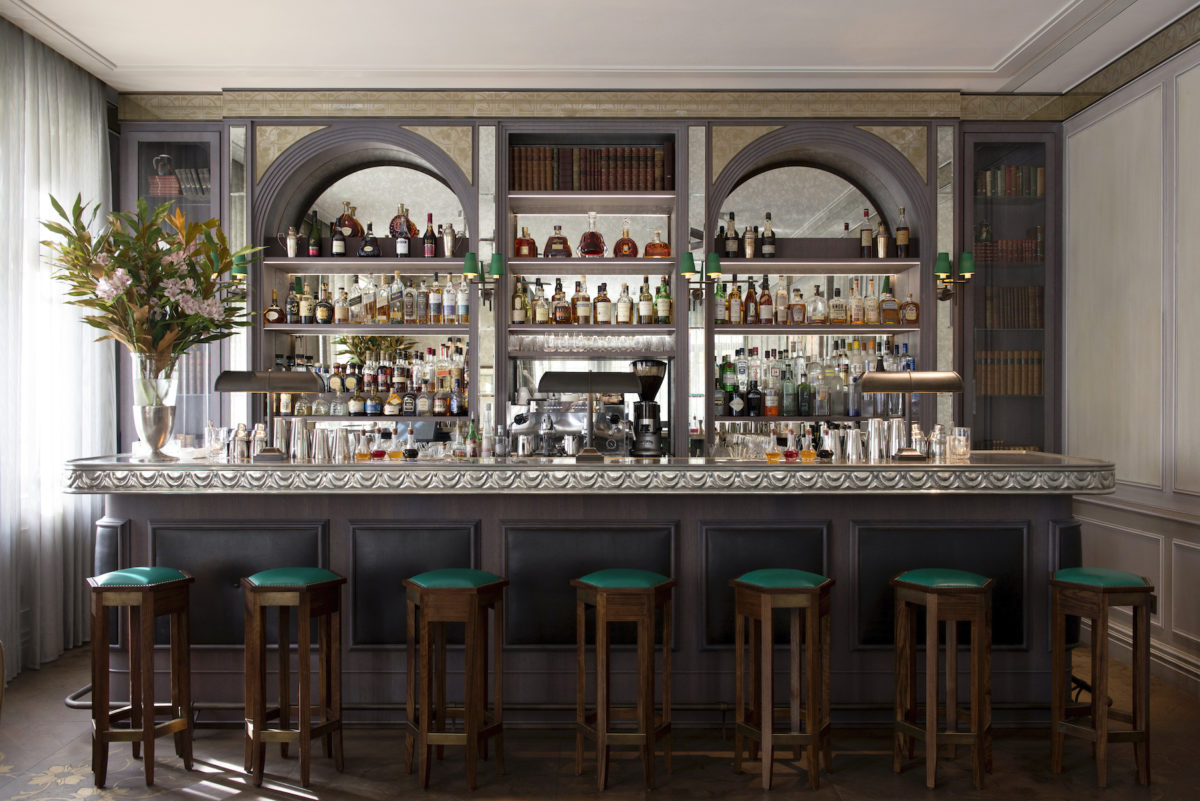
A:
781 365 797 415
765 426 782 463
337 201 364 238
391 206 411 257
746 380 763 417
385 271 402 323
800 427 818 462
511 278 528 324
264 289 284 324
358 222 381 257
552 278 571 325
613 219 639 257
416 381 434 415
859 208 873 258
401 376 418 416
728 281 743 325
456 277 470 324
361 274 377 323
789 289 806 324
514 226 537 258
365 382 384 417
758 276 773 325
594 283 612 324
797 372 813 416
828 287 848 324
348 381 367 417
429 274 443 324
761 212 776 258
433 382 450 417
734 347 750 391
895 206 910 258
423 214 437 257
742 224 756 259
808 285 828 324
637 277 654 325
375 276 391 324
307 212 322 257
763 376 779 417
725 213 740 259
415 280 429 324
299 281 315 324
848 278 865 324
344 364 361 394
334 287 350 324
875 219 890 259
315 283 334 324
744 278 759 324
543 225 572 258
578 211 606 257
654 277 672 324
403 280 418 324
879 277 900 324
719 353 738 393
575 279 593 325
533 279 551 324
864 277 881 325
899 292 920 324
714 281 728 325
644 230 671 258
774 278 788 324
783 426 799 462
616 283 634 324
331 221 346 257
714 225 725 258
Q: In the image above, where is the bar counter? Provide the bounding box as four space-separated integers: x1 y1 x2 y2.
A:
65 452 1114 725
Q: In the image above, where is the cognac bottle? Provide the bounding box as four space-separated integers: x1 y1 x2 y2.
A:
337 201 364 238
263 289 283 324
577 211 606 257
358 222 380 257
514 226 537 258
613 219 639 258
643 230 670 258
543 224 572 258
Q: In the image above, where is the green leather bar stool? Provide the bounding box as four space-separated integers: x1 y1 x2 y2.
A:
1050 567 1154 787
892 568 994 790
572 568 675 790
242 567 346 788
87 566 195 787
403 568 508 790
730 569 834 790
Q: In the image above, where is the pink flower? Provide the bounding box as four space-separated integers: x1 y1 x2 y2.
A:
95 268 131 302
95 252 112 266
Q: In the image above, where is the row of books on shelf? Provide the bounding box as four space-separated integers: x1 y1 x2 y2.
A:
508 144 675 192
974 239 1043 264
974 349 1043 396
984 285 1044 329
147 167 210 197
975 164 1045 198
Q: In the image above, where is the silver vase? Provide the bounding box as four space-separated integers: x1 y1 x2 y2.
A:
131 352 179 463
133 404 178 462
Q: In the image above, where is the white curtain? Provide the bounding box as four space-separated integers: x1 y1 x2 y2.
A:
0 18 115 683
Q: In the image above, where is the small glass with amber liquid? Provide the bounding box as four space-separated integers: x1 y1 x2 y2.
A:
643 230 671 258
337 201 364 238
514 226 538 258
613 218 639 258
543 225 572 258
577 211 606 257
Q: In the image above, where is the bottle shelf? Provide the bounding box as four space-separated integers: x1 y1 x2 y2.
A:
508 257 676 274
715 324 919 335
714 415 900 424
507 324 675 334
509 350 674 361
508 191 676 215
263 257 465 274
266 324 470 335
282 415 467 423
711 258 921 275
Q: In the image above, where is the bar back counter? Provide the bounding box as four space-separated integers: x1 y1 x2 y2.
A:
66 452 1114 726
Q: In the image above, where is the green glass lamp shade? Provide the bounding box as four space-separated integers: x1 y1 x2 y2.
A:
488 253 504 278
958 251 975 279
705 251 722 278
680 252 697 278
934 251 952 279
462 251 479 279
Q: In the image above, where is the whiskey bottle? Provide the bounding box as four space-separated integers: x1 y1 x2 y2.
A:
744 278 759 324
578 211 606 257
654 277 672 324
725 213 740 260
361 274 377 322
543 224 572 258
613 219 639 258
899 293 920 324
808 285 828 324
714 225 725 258
331 221 346 257
615 283 634 324
848 278 865 324
864 277 881 325
828 287 848 324
574 279 593 325
348 382 367 417
859 208 873 258
375 276 391 324
514 226 537 258
415 280 430 324
878 277 900 324
299 281 316 324
728 281 743 325
789 289 806 324
637 276 655 325
644 230 671 258
429 273 443 324
264 289 284 324
774 278 788 324
895 206 910 258
403 280 418 324
307 211 322 257
337 201 364 238
365 382 384 417
401 379 418 416
594 283 612 324
456 277 470 324
552 278 571 325
315 283 334 324
511 278 528 324
758 276 772 325
533 279 551 324
761 212 777 258
416 381 434 416
358 223 380 257
423 214 437 257
714 281 727 325
334 287 350 324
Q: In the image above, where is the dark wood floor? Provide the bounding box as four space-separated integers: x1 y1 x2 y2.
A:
0 646 1195 799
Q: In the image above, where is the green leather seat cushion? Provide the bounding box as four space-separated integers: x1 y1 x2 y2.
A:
735 568 828 589
1055 566 1149 588
577 568 670 589
407 568 504 589
92 566 187 587
895 567 989 588
246 567 340 587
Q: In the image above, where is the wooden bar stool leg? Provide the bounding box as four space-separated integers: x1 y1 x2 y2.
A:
821 598 833 773
243 593 255 774
638 604 655 790
128 606 142 762
493 600 506 775
759 594 774 790
319 611 331 759
405 599 416 774
92 594 110 787
893 597 909 773
662 596 672 776
418 607 433 789
924 594 939 790
805 602 821 788
278 605 290 761
971 612 985 789
595 597 610 791
478 600 489 763
748 609 761 763
983 597 993 775
1094 607 1110 788
435 621 447 762
1133 598 1151 785
465 602 481 791
173 607 193 769
251 603 268 787
298 597 312 788
946 619 958 759
733 605 745 774
139 595 157 785
1050 588 1066 774
791 608 802 761
331 602 344 773
575 597 586 777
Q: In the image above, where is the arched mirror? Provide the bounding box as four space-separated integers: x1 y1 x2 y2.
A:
719 166 878 238
306 165 469 244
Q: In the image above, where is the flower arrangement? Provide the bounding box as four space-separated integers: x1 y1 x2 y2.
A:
334 334 415 365
41 195 258 384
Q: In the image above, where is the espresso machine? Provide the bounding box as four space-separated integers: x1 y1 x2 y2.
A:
631 359 667 457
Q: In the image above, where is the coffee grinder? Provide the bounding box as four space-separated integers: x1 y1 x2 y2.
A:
630 359 667 457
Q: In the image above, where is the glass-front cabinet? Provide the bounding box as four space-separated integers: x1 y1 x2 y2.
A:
960 125 1060 453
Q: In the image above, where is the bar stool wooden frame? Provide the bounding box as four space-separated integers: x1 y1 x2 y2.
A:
1050 573 1153 787
242 573 346 788
892 574 993 790
573 576 675 790
88 570 195 787
402 575 508 790
731 575 834 790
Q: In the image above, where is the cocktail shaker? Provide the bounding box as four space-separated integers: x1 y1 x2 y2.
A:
273 417 290 457
290 420 311 462
867 418 888 463
331 428 352 463
311 428 331 463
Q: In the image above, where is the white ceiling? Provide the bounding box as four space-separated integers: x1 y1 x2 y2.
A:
2 0 1196 94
